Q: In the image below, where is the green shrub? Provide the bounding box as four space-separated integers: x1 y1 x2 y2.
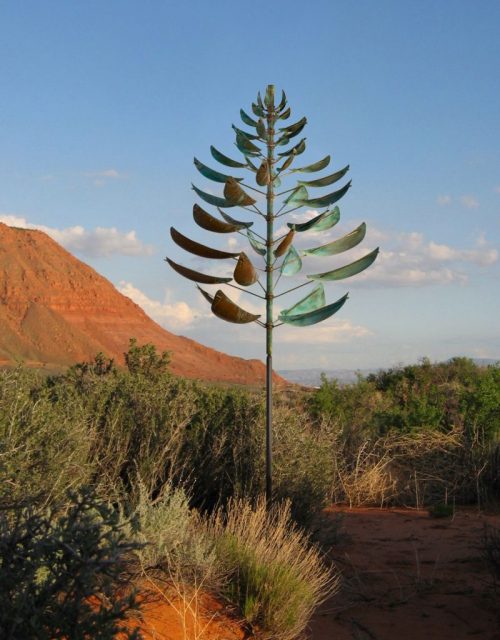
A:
0 488 141 639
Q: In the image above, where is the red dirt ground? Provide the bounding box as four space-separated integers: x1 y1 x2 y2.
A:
309 506 500 640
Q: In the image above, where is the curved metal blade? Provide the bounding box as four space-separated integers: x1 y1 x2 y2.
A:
284 185 308 205
296 181 351 209
307 248 379 281
192 184 236 208
277 90 287 112
196 284 215 305
193 204 245 233
194 158 242 184
278 138 306 158
274 230 295 258
224 178 256 206
276 135 290 147
165 257 232 284
279 293 349 327
211 289 261 324
279 116 307 140
298 165 350 188
279 106 291 120
218 208 254 228
290 155 330 174
280 283 326 316
287 207 341 232
236 132 261 157
170 227 240 259
252 102 265 118
247 229 266 256
240 109 258 127
256 160 270 186
281 245 302 276
234 252 258 286
232 124 260 141
256 119 267 140
246 157 258 172
302 223 367 257
210 145 247 168
278 156 294 172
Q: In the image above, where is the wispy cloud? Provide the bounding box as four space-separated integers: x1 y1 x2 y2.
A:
436 194 452 206
83 168 124 187
0 214 153 258
118 282 201 330
460 194 479 209
276 320 372 345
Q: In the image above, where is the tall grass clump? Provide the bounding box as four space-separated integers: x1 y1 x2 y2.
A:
208 497 338 640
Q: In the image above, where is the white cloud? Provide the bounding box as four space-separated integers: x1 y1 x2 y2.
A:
460 194 479 209
118 282 200 330
0 214 154 258
437 195 452 206
276 319 372 345
82 168 123 187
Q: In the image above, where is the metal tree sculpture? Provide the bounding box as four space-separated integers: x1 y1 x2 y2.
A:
166 85 379 502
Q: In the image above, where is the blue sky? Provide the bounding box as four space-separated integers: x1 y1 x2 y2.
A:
1 0 499 369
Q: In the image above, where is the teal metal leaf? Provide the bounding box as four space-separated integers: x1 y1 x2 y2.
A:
281 245 302 276
278 156 294 172
290 155 330 173
256 118 267 140
246 157 258 172
252 102 265 118
193 204 246 232
296 181 351 208
277 90 287 112
192 184 236 208
210 145 247 168
276 135 290 147
165 257 232 285
279 117 307 140
170 227 240 259
307 248 379 281
287 207 341 232
264 85 274 108
298 165 349 188
257 91 265 109
279 106 291 120
278 293 349 327
278 138 306 158
218 208 254 228
240 109 258 127
235 132 261 157
247 229 266 256
284 185 308 205
194 157 242 184
232 124 260 141
280 283 325 316
302 223 367 257
273 175 281 188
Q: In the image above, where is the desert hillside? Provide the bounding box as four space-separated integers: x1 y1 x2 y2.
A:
0 223 282 385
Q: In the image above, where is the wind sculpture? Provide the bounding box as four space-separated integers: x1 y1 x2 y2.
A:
166 85 379 502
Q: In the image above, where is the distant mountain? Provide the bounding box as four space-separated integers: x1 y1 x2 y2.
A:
0 223 285 386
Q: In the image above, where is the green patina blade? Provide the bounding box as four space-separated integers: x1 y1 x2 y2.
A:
280 283 326 316
276 135 290 147
235 132 261 156
210 145 247 168
211 289 261 324
193 204 245 232
284 185 308 205
192 184 236 208
279 106 291 120
287 207 341 232
279 116 307 140
170 227 240 259
196 284 215 305
194 157 242 184
297 181 351 208
240 109 258 127
264 85 274 109
252 102 265 118
307 248 380 281
247 229 266 256
165 257 232 285
218 208 254 228
290 155 331 173
277 90 287 112
281 245 302 276
256 118 267 140
302 223 367 257
298 165 350 188
278 138 306 158
278 293 349 327
232 124 260 141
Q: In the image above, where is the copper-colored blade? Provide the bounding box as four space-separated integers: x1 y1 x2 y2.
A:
193 204 245 233
170 227 239 259
274 230 295 257
224 178 256 206
165 257 232 284
196 285 215 305
256 160 270 186
234 252 258 286
211 289 261 324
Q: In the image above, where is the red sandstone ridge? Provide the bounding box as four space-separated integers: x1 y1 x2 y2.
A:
0 223 285 385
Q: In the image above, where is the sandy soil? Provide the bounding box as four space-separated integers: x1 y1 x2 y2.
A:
309 506 500 640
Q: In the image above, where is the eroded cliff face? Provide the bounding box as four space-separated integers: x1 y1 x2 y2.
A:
0 223 283 385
